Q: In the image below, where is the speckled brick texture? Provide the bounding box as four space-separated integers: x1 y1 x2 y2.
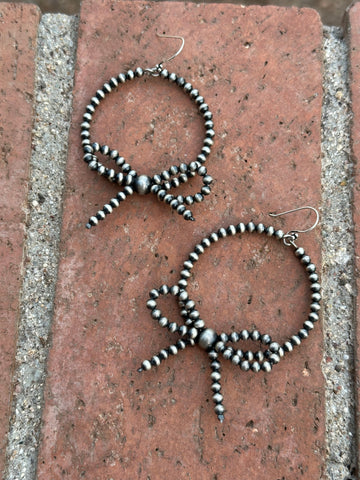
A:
348 3 360 476
38 1 324 478
0 2 40 470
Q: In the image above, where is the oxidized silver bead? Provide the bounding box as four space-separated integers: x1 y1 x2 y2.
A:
133 175 152 195
198 328 217 350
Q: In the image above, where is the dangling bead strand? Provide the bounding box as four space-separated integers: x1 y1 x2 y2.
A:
82 65 215 229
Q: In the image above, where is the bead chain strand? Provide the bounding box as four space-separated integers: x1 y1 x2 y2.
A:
139 221 321 421
81 65 214 228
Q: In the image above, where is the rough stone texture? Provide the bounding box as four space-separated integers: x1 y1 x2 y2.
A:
321 26 358 480
3 14 78 480
0 2 40 472
37 2 325 478
348 3 360 478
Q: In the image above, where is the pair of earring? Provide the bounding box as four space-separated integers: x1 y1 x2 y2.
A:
80 34 321 422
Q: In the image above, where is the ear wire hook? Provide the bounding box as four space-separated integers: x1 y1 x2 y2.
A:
269 206 319 247
156 32 185 64
145 32 185 75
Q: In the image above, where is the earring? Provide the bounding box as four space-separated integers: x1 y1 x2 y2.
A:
81 33 214 229
139 206 321 422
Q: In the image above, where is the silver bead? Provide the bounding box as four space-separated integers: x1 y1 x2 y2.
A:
185 300 196 310
188 328 198 339
198 328 217 349
211 382 221 392
222 347 233 360
291 335 301 346
159 317 168 328
237 222 246 233
133 175 152 195
214 404 225 416
211 371 221 382
227 225 237 236
208 350 218 360
251 362 261 373
213 393 223 404
168 322 178 333
141 360 151 371
241 361 250 371
169 345 178 355
231 354 240 365
194 320 205 329
304 320 314 330
170 285 180 296
266 226 275 236
159 349 168 360
230 332 240 342
283 341 293 352
211 361 221 370
270 353 281 364
146 299 157 309
269 342 280 352
151 356 161 366
262 361 272 372
151 309 161 319
179 290 189 301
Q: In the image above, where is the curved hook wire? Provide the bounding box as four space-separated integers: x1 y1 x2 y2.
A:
156 32 185 64
269 206 319 234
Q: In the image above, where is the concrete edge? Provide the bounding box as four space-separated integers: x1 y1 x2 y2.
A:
321 26 358 480
3 13 79 480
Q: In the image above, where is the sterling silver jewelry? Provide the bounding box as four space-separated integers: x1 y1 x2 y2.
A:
81 34 214 229
139 206 321 422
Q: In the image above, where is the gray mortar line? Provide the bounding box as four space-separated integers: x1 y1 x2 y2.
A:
3 14 78 480
321 26 358 480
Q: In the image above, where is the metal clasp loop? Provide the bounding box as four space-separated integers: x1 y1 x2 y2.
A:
145 32 185 76
269 206 319 248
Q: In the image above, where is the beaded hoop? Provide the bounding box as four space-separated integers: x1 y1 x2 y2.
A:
139 210 321 422
81 37 214 229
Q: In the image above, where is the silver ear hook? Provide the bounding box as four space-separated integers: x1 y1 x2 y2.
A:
156 32 185 64
269 206 319 247
145 32 185 76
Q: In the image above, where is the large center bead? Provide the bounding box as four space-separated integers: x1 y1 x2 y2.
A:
198 328 218 350
133 174 152 195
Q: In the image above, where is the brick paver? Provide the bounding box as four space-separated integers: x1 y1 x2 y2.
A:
348 3 360 476
37 2 324 478
0 2 40 470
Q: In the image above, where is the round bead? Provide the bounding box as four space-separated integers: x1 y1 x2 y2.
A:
133 175 152 195
262 361 272 373
198 329 218 350
213 393 223 404
231 355 241 365
214 404 225 415
211 383 221 392
141 360 151 371
159 317 168 328
241 361 250 371
211 371 221 382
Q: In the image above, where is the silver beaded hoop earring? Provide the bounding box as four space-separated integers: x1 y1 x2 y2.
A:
139 206 321 422
80 33 215 229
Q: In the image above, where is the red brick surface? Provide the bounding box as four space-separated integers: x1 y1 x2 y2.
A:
38 2 324 478
0 2 40 470
348 3 360 476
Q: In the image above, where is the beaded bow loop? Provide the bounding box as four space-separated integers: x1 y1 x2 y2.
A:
80 34 215 229
138 208 321 422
